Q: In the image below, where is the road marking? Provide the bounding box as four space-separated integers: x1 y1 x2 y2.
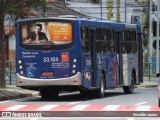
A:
68 102 80 105
36 105 58 111
135 106 151 111
59 92 79 96
103 105 120 111
0 104 159 111
31 118 37 120
135 102 147 106
0 101 10 104
127 118 135 120
70 105 90 111
4 105 27 111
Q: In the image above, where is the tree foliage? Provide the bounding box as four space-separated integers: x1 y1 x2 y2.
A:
5 0 47 18
0 0 47 88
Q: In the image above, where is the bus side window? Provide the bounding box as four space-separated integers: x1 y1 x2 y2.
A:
109 28 115 53
96 28 103 53
122 30 127 53
103 28 108 53
124 30 132 53
81 26 89 53
131 30 137 53
128 30 132 53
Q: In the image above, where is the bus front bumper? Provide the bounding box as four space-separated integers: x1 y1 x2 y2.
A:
16 72 82 87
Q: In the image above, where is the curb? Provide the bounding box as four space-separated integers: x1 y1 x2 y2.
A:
135 83 158 88
0 87 39 101
0 93 33 101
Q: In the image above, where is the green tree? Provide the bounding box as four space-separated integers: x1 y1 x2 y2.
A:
0 0 47 88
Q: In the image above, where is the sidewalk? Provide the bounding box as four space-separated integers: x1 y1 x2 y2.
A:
0 79 158 101
0 85 39 101
135 77 158 88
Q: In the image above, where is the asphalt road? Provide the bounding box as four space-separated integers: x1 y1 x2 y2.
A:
0 87 158 106
0 87 159 119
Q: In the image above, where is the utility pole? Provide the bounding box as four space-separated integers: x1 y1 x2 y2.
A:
0 0 6 88
101 0 102 20
149 0 152 73
125 0 126 23
156 0 160 73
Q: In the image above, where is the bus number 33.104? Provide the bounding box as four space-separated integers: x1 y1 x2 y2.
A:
43 57 59 62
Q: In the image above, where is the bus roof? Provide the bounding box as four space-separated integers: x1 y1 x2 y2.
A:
17 17 141 32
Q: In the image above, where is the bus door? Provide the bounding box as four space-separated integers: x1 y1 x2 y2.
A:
82 27 96 88
89 29 97 87
115 31 123 85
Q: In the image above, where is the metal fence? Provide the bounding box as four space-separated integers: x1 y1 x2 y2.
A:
4 61 157 85
5 60 16 85
143 62 156 81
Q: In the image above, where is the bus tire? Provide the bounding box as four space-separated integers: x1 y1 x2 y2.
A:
79 89 87 95
96 73 105 98
123 74 134 94
40 88 59 99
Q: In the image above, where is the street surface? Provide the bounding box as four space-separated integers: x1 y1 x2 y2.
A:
0 87 158 106
0 87 159 119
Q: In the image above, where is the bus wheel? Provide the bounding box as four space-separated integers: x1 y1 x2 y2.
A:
79 89 89 97
79 89 87 95
96 73 105 98
123 74 134 94
40 88 59 99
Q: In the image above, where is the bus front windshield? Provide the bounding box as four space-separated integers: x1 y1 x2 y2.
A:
21 21 73 46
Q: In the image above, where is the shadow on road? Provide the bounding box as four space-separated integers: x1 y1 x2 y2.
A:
15 89 140 103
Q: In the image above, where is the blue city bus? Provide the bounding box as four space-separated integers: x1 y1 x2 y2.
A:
16 17 143 99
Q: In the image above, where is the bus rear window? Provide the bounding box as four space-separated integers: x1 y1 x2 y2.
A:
21 22 73 46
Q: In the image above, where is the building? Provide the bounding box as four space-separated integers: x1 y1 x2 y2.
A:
5 0 151 64
66 0 149 26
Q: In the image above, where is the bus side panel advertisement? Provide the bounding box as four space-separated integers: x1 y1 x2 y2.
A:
105 54 117 88
83 54 92 88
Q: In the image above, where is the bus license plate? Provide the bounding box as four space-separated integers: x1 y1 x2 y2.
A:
42 71 53 76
